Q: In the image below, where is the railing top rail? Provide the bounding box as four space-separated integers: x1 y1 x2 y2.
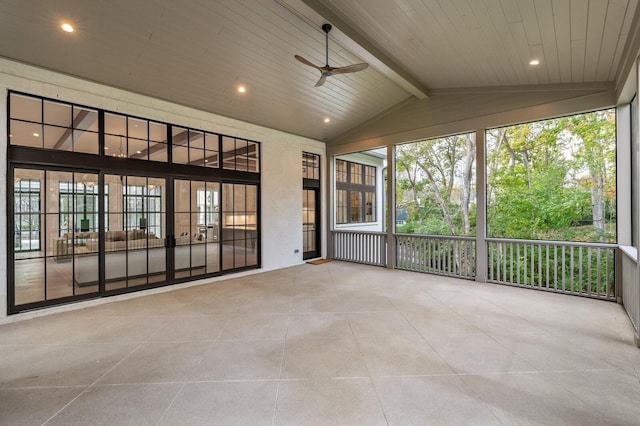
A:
394 233 476 241
486 237 617 249
331 230 388 236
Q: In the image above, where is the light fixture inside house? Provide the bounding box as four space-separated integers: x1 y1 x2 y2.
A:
529 59 540 65
238 86 246 93
33 132 39 137
324 118 330 123
61 23 74 33
113 136 126 157
136 150 142 154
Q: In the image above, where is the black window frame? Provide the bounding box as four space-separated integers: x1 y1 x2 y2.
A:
335 159 376 225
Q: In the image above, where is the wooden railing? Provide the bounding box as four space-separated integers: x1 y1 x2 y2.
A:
487 239 616 300
331 230 387 267
395 234 476 279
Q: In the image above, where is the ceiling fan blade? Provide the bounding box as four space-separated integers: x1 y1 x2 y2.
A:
295 55 321 70
330 63 369 74
314 73 328 87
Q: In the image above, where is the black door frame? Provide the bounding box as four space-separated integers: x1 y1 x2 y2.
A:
303 181 321 260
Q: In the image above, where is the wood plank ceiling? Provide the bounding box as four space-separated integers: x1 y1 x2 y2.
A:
0 0 637 142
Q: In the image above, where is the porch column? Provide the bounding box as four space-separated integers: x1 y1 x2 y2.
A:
475 129 487 283
386 144 396 269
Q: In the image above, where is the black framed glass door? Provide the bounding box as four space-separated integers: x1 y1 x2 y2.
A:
303 188 320 259
102 174 167 293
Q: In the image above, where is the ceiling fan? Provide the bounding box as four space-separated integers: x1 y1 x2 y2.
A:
295 23 369 87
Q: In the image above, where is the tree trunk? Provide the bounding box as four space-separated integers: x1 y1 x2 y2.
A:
590 173 605 241
461 134 475 234
417 161 456 235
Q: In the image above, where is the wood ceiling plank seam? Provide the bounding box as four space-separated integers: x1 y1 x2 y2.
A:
417 0 474 85
569 0 589 81
509 20 541 84
467 0 514 85
518 0 544 46
534 0 559 83
475 0 522 86
582 0 609 81
608 0 638 81
595 0 630 81
511 1 545 85
553 0 573 84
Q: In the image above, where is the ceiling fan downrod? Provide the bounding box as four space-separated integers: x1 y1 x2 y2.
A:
322 23 332 67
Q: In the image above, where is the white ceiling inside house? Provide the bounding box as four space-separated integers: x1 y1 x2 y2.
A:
0 0 638 143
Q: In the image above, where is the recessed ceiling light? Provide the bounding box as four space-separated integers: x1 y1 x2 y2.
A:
238 86 246 93
136 150 142 154
33 133 39 137
104 147 109 150
529 59 540 65
61 23 74 33
324 118 330 123
204 159 209 163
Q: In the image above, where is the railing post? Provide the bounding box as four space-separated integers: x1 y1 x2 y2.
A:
475 129 487 282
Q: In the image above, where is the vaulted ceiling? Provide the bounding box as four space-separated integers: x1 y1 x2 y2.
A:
0 0 638 143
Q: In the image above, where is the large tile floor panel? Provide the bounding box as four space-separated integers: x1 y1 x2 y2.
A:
1 261 638 425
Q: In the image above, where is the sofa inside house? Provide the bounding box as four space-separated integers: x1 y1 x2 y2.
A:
55 229 212 286
53 229 165 259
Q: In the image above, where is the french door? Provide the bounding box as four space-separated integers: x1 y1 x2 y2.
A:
303 188 320 259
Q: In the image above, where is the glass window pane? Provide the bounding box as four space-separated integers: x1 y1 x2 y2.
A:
44 100 71 127
365 192 375 222
350 163 362 184
235 139 248 171
147 141 167 162
336 160 347 182
74 107 99 133
173 145 189 165
128 118 147 140
105 113 126 136
74 130 99 155
189 148 205 167
43 125 68 150
350 191 363 222
128 139 148 160
205 133 219 152
222 136 236 170
10 93 41 122
15 258 45 305
190 131 204 149
10 120 42 147
247 142 259 172
149 122 167 142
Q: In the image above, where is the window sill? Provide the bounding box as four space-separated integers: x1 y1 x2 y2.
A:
619 245 638 263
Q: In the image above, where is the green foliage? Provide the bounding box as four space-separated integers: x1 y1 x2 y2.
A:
395 133 476 236
395 109 616 243
486 109 616 243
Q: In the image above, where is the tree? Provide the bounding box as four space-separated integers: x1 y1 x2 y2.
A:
395 133 476 236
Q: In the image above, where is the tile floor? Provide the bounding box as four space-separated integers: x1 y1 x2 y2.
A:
1 261 639 425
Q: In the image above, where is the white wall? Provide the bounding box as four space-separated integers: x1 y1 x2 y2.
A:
0 58 326 319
